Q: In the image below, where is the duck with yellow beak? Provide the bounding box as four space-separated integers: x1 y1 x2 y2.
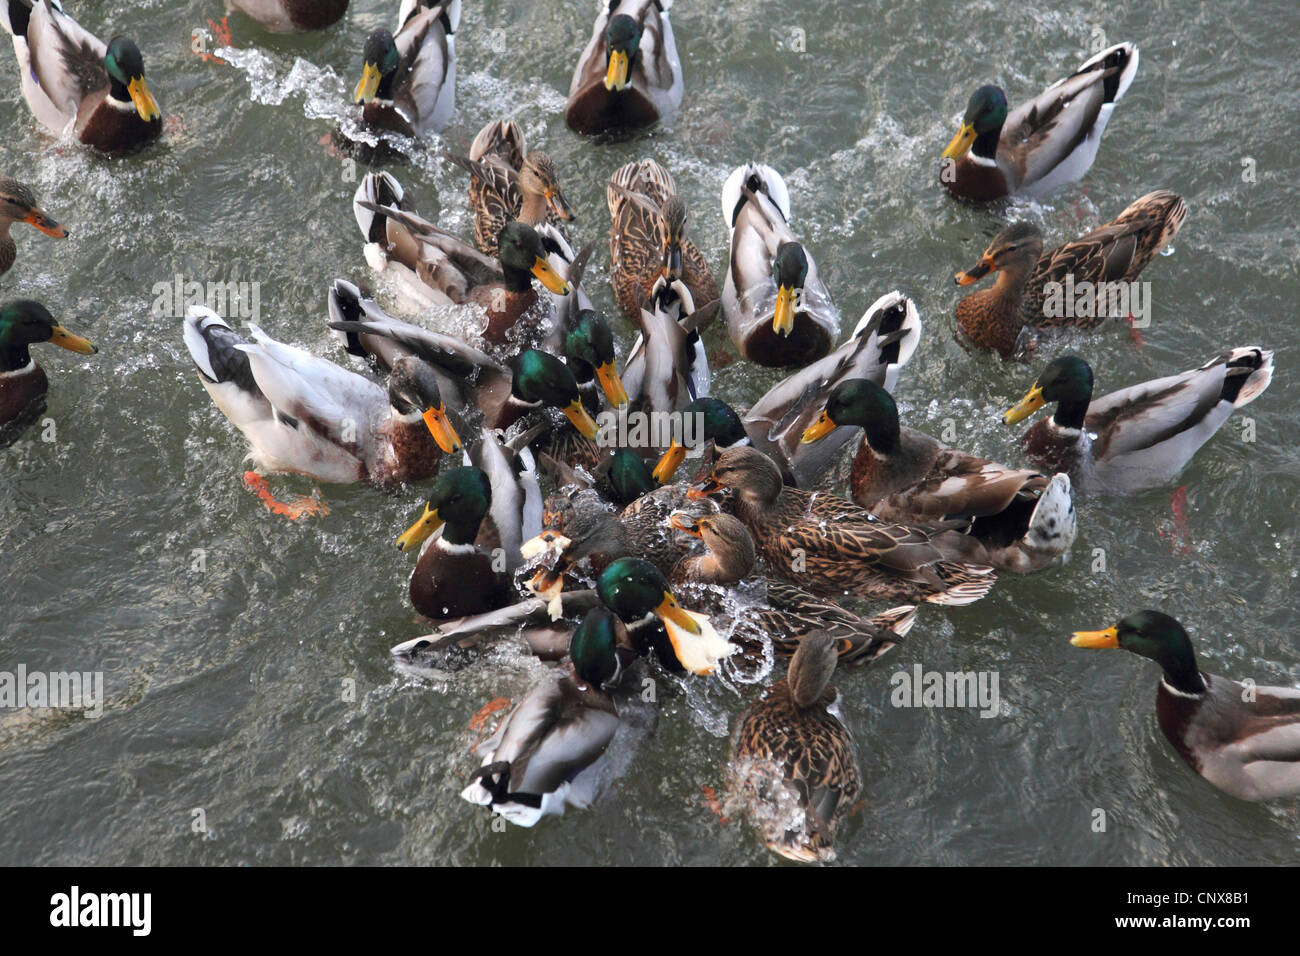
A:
565 1 682 135
1 1 161 153
355 186 572 346
398 466 516 621
183 307 461 507
0 300 96 443
721 163 837 368
1070 610 1300 802
351 0 459 138
597 557 733 676
939 43 1138 202
1003 350 1273 495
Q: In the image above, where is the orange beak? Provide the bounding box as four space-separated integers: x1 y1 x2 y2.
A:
24 209 68 238
955 252 996 286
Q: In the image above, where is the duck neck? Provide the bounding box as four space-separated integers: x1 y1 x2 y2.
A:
500 264 536 295
440 514 483 548
971 126 1001 163
1051 397 1090 431
519 189 548 226
0 230 14 276
0 339 32 374
1161 662 1208 697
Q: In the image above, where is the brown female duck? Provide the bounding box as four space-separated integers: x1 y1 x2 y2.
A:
728 632 860 863
607 159 717 322
669 511 918 666
445 119 575 258
954 191 1186 358
688 446 996 606
0 177 67 277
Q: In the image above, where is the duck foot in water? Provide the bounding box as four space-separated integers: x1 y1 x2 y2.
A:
242 471 329 520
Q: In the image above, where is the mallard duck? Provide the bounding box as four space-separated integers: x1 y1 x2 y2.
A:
183 306 460 488
521 455 710 609
1003 350 1274 495
728 632 860 863
721 163 837 368
390 589 605 669
565 0 681 135
352 0 458 137
326 287 606 450
326 277 505 403
227 0 348 32
688 446 996 606
355 180 573 346
596 556 734 676
607 159 718 322
940 43 1138 201
1071 610 1300 802
1 0 161 153
651 292 923 488
0 299 96 442
669 512 918 666
0 177 67 277
397 465 517 620
461 607 624 826
444 119 575 258
954 191 1187 358
800 379 1076 573
619 277 714 424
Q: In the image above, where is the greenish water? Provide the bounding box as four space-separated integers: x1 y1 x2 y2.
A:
1 0 1297 865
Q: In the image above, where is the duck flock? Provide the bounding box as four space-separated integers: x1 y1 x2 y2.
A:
1 0 1297 863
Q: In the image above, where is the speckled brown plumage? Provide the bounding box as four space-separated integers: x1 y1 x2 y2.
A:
956 191 1186 358
608 160 717 321
728 633 860 863
691 446 996 606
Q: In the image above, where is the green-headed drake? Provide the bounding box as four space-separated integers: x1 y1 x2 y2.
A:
801 378 1076 574
597 556 733 676
461 606 624 827
2 1 161 153
940 43 1137 201
1072 610 1300 802
0 300 96 442
720 163 837 368
1003 350 1273 495
354 172 574 344
352 0 458 137
566 0 681 135
398 465 514 620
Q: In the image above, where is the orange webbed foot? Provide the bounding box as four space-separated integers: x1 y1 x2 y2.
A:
242 471 329 520
468 697 511 732
194 18 230 64
701 785 728 826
